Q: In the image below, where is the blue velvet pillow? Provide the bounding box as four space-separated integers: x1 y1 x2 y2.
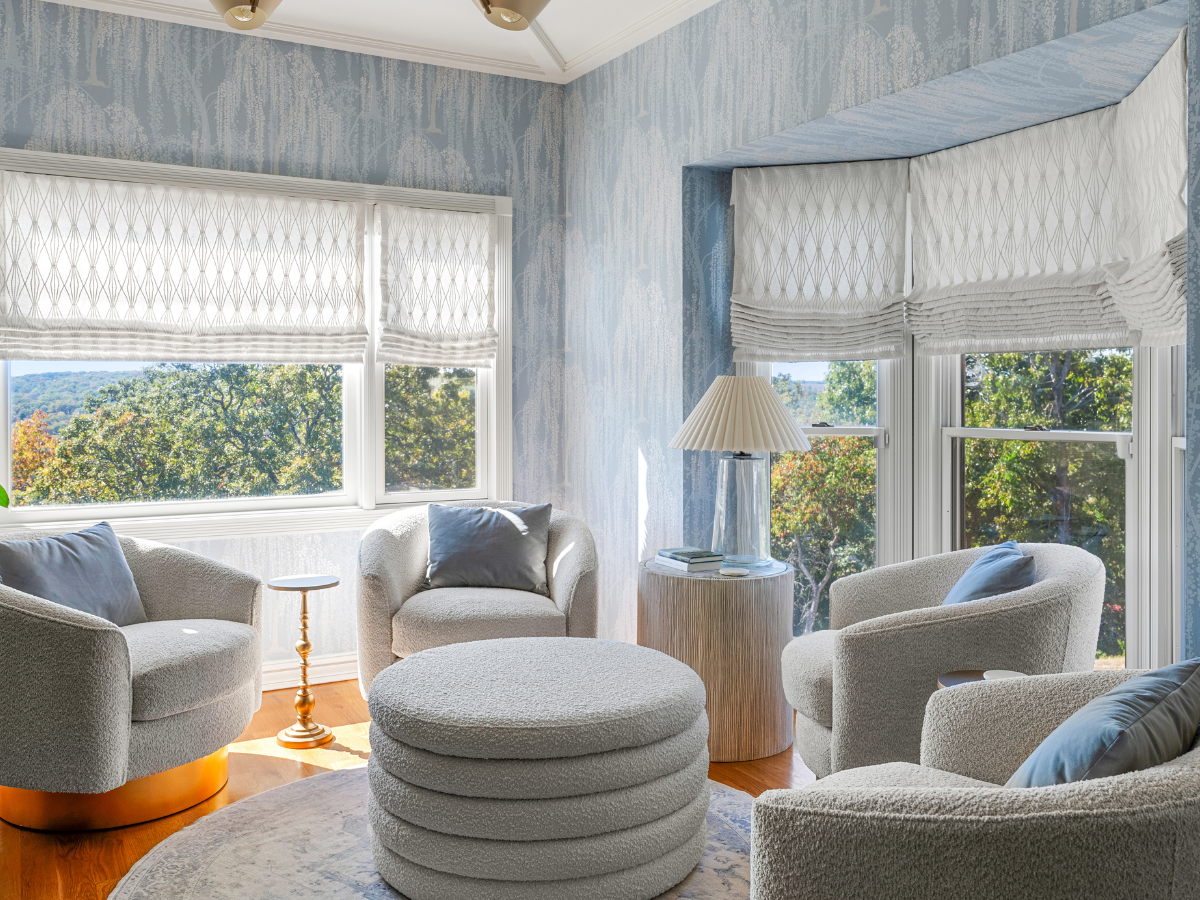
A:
427 504 552 592
1007 658 1200 788
0 522 147 626
942 541 1036 606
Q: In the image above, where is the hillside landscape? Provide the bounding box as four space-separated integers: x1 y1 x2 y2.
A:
11 370 143 432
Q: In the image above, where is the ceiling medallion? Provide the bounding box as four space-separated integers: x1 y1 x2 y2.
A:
474 0 553 31
210 0 284 31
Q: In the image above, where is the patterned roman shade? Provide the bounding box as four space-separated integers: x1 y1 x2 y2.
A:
908 28 1186 354
730 159 909 361
1103 29 1187 347
377 204 497 367
0 170 367 361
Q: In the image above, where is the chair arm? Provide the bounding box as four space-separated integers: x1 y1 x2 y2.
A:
0 585 132 792
830 586 1079 771
357 507 430 695
119 537 261 628
751 757 1200 900
920 669 1142 784
829 548 985 629
546 512 598 637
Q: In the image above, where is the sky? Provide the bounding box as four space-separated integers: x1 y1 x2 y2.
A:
773 361 831 383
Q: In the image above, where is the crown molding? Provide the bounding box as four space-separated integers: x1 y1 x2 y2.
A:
46 0 723 84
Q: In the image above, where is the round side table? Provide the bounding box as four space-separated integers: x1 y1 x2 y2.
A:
637 559 794 762
268 574 340 749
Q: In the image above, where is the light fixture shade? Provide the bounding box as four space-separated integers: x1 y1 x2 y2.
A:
670 376 811 453
209 0 284 31
474 0 552 31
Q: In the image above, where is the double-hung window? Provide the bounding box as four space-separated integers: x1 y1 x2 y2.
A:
0 151 512 532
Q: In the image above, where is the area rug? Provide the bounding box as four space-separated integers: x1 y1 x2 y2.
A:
110 768 753 899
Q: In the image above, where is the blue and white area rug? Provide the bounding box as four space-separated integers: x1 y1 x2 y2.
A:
111 769 753 899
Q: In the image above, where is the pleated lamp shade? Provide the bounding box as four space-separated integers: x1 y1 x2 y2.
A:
670 376 811 452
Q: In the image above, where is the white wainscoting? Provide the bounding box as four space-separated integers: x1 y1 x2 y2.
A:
261 652 361 693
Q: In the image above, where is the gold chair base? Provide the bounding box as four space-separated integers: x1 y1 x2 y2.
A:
0 746 228 832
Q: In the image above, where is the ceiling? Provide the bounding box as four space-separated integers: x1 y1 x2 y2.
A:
54 0 721 83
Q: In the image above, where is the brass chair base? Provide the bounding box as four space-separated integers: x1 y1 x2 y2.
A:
0 746 228 832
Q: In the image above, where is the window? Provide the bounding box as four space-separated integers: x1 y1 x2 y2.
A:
0 151 513 527
948 350 1133 667
9 361 345 507
383 366 479 493
772 360 880 635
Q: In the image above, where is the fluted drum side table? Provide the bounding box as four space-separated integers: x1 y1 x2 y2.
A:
638 559 794 762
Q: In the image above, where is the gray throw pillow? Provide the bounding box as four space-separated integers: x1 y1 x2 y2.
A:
942 540 1037 605
0 522 147 626
427 504 552 592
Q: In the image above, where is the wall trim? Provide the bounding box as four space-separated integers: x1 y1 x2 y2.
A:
262 652 360 693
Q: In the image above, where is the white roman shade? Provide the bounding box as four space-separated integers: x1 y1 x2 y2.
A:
907 107 1129 355
0 170 367 361
908 28 1186 354
730 159 908 361
1103 29 1187 347
377 204 497 367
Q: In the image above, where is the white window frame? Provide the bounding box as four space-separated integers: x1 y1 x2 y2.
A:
0 148 514 542
913 346 1184 670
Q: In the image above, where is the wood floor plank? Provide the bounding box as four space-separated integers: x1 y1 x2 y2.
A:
1 679 806 898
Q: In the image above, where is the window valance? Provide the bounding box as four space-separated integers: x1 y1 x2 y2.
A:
730 159 908 361
0 170 367 362
377 204 497 368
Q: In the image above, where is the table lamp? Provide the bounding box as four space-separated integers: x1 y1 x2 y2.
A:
669 375 810 567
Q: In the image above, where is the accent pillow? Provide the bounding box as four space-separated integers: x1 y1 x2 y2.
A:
1006 658 1200 788
942 541 1036 606
0 522 147 626
427 504 552 592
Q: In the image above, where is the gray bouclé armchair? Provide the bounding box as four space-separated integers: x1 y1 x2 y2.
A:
751 670 1200 900
780 543 1105 778
356 501 598 695
0 532 262 807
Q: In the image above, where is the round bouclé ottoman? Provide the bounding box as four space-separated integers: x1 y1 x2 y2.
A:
366 637 710 900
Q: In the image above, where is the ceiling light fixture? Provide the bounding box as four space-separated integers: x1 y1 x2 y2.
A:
474 0 553 31
210 0 284 31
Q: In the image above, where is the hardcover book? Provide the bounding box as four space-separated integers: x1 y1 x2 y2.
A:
657 546 722 563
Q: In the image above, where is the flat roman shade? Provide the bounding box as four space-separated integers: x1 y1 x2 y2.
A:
731 160 908 361
0 170 367 362
377 203 497 368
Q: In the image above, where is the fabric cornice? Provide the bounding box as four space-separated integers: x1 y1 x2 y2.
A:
730 159 908 362
377 204 497 368
0 170 367 362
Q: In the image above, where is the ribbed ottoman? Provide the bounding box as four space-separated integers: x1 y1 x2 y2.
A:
367 637 710 900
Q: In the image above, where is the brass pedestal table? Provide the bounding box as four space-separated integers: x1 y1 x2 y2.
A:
268 574 340 749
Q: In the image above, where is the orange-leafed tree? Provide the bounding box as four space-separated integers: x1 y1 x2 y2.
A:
11 411 58 497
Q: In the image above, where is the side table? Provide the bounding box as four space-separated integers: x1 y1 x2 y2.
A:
268 574 340 749
638 559 794 762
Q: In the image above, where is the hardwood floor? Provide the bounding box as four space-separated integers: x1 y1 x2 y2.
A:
0 680 813 899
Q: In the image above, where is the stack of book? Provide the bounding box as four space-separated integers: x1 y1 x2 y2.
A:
656 547 722 573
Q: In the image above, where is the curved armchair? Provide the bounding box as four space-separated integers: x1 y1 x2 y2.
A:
780 543 1105 777
0 531 261 829
751 670 1198 900
357 501 598 694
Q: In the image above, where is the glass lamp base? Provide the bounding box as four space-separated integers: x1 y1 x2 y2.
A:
712 452 774 566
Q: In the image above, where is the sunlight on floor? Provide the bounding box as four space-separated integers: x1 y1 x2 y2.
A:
230 722 372 769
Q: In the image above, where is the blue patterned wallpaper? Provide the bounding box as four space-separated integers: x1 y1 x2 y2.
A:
1186 0 1199 660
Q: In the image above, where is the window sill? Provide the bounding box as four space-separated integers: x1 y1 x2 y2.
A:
0 503 421 543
